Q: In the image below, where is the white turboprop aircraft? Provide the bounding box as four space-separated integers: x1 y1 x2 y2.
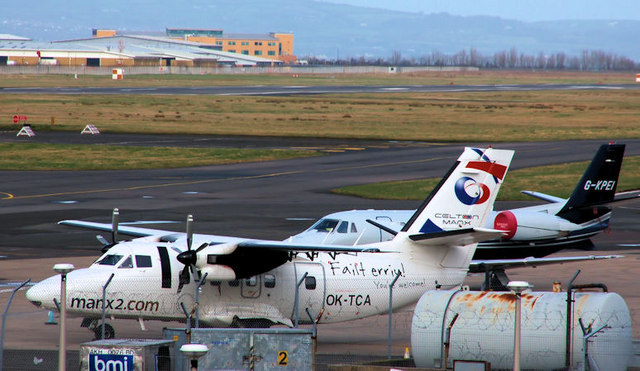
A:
27 147 513 339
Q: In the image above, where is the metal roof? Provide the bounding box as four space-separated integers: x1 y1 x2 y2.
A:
219 33 278 41
0 34 31 41
0 35 280 66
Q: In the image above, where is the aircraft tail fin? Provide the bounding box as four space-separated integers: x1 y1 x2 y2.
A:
556 143 625 223
401 147 514 237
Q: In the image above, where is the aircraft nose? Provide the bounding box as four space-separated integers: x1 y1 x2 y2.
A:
25 276 60 309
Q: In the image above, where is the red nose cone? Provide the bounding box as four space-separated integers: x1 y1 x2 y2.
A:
494 210 517 239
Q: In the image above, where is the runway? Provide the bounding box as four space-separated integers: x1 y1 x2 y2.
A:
2 83 639 96
1 137 640 366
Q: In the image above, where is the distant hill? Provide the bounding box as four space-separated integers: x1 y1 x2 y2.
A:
2 0 639 60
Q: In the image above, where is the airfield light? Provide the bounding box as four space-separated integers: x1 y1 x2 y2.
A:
54 263 74 371
507 280 531 371
180 343 209 371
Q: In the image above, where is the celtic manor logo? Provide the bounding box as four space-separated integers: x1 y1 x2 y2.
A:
454 176 490 205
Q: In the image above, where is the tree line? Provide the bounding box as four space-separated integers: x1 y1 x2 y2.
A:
306 48 638 71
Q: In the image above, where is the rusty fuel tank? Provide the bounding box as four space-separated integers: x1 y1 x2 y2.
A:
411 289 631 370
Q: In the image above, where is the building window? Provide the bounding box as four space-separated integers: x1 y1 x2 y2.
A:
241 41 249 46
267 51 275 56
268 42 276 46
241 50 249 55
254 42 262 46
228 41 236 45
216 41 222 45
254 50 262 56
228 50 236 53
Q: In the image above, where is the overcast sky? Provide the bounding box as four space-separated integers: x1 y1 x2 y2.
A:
319 0 640 21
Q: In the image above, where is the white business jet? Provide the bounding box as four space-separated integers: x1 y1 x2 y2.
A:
26 147 514 338
289 144 628 267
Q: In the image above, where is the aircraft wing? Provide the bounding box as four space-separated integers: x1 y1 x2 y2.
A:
521 191 565 203
409 228 506 247
521 189 640 207
59 219 382 254
58 220 174 238
237 240 381 253
612 189 640 203
468 254 623 273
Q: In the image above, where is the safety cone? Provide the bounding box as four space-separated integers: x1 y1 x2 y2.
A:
45 310 57 325
403 347 411 359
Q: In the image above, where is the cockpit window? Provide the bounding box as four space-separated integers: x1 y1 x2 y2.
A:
309 218 339 232
351 223 358 233
118 256 134 269
96 254 124 266
136 255 152 268
336 221 348 233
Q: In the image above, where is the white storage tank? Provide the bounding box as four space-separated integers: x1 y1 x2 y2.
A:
411 289 631 370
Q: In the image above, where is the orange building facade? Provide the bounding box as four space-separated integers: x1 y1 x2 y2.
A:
165 29 296 64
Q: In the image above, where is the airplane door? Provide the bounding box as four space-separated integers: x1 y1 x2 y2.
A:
293 262 326 323
241 275 261 298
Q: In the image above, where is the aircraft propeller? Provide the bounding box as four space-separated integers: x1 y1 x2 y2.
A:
176 215 208 293
96 208 119 253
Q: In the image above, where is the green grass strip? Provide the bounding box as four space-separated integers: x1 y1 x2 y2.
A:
333 156 640 201
0 143 318 170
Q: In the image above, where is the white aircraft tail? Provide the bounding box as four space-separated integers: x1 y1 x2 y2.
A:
395 147 514 269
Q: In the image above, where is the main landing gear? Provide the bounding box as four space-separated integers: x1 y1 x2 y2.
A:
82 318 115 339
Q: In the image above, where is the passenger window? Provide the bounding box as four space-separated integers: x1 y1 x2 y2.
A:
245 276 258 287
351 223 358 233
96 254 123 266
305 276 316 290
337 221 348 233
118 256 133 269
264 274 276 288
229 280 240 287
135 255 152 268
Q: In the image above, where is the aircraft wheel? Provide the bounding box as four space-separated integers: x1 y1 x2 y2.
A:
93 323 115 339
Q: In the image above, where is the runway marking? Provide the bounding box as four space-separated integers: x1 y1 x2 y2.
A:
0 144 572 201
316 156 450 173
2 170 301 200
1 156 458 201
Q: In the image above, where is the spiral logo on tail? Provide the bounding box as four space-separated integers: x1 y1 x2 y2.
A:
454 176 491 205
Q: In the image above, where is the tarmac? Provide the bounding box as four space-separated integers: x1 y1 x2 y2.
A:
0 137 639 368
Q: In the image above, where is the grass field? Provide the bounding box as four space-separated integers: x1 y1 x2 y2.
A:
0 70 634 88
3 89 640 142
1 71 639 197
333 156 640 201
0 143 317 170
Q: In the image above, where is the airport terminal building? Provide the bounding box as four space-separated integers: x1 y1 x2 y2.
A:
0 28 295 68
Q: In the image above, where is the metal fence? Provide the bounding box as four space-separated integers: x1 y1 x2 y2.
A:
0 274 415 371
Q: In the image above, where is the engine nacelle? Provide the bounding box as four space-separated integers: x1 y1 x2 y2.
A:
200 264 237 281
493 210 581 241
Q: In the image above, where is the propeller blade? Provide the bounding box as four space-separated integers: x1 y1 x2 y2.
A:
195 243 208 253
96 235 109 246
186 214 193 251
111 208 119 243
177 265 190 294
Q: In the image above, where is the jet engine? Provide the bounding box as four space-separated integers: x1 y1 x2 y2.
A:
493 210 581 241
